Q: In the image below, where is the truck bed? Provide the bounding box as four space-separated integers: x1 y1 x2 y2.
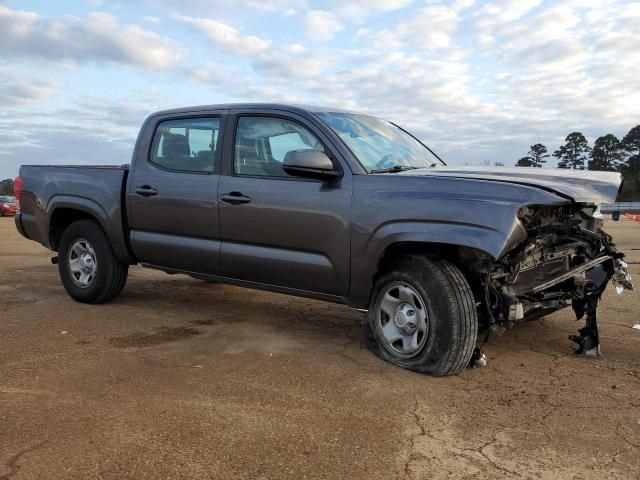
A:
16 164 133 263
20 165 129 170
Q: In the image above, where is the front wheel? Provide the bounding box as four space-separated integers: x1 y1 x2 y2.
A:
365 254 478 376
57 219 128 304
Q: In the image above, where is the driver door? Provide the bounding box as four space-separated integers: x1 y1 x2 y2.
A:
218 110 352 296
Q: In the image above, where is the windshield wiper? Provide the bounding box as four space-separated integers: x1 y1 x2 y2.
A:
369 165 421 174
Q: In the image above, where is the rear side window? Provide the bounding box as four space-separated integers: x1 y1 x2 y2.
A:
150 117 220 173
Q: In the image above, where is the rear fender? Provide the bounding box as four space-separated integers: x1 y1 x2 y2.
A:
46 195 134 264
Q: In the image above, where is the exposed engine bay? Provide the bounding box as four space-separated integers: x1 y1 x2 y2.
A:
484 204 633 357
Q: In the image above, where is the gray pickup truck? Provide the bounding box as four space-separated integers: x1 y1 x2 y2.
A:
14 103 633 375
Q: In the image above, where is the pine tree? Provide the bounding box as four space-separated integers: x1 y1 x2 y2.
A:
528 144 549 167
515 156 533 167
620 125 640 200
553 132 590 169
588 134 624 171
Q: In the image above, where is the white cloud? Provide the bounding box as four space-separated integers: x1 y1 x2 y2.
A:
254 49 332 79
0 69 57 105
0 5 183 68
175 15 271 56
151 0 307 14
348 0 412 11
476 0 543 24
1 0 640 177
0 96 148 178
142 16 163 25
303 10 343 42
452 0 476 12
362 5 460 50
332 0 414 20
187 63 301 103
474 0 543 46
482 4 586 68
465 0 640 162
183 1 639 167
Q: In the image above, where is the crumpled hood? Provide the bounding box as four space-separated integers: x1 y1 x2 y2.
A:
398 166 622 204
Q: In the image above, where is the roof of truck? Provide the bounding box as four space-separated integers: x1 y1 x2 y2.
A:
149 103 362 118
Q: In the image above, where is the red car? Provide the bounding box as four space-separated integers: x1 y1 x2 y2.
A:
0 196 17 216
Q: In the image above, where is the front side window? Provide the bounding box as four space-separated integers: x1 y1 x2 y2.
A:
234 116 324 177
316 112 442 172
150 117 220 173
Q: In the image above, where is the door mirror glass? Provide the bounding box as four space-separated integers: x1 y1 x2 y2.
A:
283 150 342 180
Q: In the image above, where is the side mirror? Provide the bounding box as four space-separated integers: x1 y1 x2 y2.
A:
283 150 342 181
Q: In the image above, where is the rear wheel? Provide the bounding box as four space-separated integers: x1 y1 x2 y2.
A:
365 254 478 376
58 220 128 304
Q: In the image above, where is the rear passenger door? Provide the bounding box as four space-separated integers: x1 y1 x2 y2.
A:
127 113 224 274
218 110 352 296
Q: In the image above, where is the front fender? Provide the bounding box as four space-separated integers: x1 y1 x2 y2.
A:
366 220 526 259
348 219 527 307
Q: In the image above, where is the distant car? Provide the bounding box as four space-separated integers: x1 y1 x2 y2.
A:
0 195 17 216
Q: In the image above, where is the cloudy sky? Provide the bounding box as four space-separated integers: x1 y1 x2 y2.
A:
0 0 639 178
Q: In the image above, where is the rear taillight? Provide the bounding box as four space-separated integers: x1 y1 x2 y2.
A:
14 176 22 211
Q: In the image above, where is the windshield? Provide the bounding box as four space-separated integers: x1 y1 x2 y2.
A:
315 112 443 172
0 196 15 204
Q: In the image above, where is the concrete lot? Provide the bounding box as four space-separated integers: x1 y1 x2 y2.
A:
1 217 639 479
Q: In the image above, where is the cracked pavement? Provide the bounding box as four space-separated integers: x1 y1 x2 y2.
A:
1 217 639 479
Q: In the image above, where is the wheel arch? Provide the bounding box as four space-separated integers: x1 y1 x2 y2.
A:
348 221 517 308
375 240 493 278
373 240 492 308
46 196 134 264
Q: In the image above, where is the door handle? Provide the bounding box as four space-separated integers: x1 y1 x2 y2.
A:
135 185 158 197
221 192 251 205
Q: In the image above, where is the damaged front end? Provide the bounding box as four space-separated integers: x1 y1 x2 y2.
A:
485 204 633 356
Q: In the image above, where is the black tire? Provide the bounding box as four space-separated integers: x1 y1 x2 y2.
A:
365 254 478 376
57 219 128 304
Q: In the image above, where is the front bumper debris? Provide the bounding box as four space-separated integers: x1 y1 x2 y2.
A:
483 204 634 357
612 259 633 294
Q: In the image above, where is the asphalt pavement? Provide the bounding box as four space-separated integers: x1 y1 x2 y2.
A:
1 217 639 479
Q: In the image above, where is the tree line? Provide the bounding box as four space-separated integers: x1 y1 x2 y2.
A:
0 179 14 196
515 124 640 200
